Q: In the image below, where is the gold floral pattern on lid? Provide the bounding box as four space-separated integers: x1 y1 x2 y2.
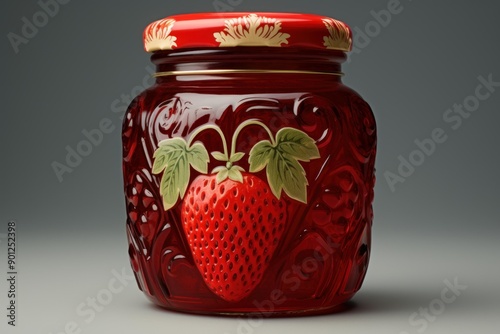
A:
142 13 352 52
322 18 352 51
144 18 177 52
214 13 290 47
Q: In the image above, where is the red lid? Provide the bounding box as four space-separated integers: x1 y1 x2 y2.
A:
143 12 352 53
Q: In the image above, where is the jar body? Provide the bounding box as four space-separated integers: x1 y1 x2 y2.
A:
122 48 376 316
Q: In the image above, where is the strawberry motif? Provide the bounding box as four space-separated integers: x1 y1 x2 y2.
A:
181 173 286 301
125 170 162 251
152 119 320 302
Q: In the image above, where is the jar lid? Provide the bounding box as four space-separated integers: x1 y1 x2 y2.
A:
143 12 352 53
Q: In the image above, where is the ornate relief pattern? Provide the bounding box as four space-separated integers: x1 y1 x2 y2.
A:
144 18 177 51
214 14 290 47
322 18 352 51
123 90 375 310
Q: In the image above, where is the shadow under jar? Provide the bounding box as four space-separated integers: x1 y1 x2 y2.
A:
122 12 376 316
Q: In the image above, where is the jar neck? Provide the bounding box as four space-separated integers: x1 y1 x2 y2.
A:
150 47 346 82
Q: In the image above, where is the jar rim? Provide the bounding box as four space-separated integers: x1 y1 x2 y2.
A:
150 47 346 77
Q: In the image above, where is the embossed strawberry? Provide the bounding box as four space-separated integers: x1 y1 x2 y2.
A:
182 173 286 301
125 170 162 251
152 119 320 302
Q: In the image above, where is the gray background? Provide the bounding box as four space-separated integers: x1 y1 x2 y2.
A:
1 0 499 333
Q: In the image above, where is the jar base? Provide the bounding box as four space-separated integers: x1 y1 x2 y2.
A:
151 294 357 318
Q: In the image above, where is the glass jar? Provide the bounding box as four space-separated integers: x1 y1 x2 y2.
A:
122 12 376 316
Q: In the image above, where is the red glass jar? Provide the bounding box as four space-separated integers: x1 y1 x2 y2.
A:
123 12 376 316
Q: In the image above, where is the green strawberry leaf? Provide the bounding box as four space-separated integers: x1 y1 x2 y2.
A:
153 138 188 175
229 152 245 163
276 128 320 161
228 166 244 183
248 127 320 203
212 166 226 174
211 151 228 161
162 154 189 208
248 140 274 173
188 142 209 173
216 168 229 184
152 154 167 175
268 150 308 202
153 138 210 211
